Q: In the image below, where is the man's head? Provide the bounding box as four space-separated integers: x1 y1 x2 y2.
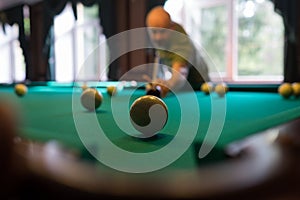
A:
146 6 173 47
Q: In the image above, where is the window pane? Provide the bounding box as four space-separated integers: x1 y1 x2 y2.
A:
76 24 101 80
200 5 228 74
54 3 106 82
76 4 104 81
0 43 11 83
237 0 284 77
166 0 285 82
14 40 26 82
0 24 25 83
55 34 74 82
166 1 228 76
54 4 75 82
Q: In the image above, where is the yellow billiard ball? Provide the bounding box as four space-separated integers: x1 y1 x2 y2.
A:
14 84 28 97
107 85 117 96
215 83 228 97
81 84 88 91
292 82 300 97
278 83 293 98
145 82 153 92
80 88 103 111
201 82 214 95
130 95 168 137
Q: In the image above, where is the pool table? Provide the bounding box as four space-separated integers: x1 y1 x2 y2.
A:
2 82 300 199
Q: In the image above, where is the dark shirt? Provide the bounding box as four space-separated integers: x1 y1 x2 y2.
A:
157 22 210 89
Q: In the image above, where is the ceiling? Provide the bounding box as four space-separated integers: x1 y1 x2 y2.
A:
0 0 42 11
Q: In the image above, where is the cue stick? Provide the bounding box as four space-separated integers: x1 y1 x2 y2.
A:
152 52 160 81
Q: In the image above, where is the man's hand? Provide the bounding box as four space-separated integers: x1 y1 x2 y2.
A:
142 75 170 98
153 79 170 98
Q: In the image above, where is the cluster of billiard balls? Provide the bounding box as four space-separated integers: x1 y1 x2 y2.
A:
201 82 229 97
278 82 300 98
80 84 168 136
80 84 124 111
144 82 230 98
145 83 162 98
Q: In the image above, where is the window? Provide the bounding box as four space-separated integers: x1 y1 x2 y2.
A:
54 3 108 82
0 23 26 83
165 0 284 83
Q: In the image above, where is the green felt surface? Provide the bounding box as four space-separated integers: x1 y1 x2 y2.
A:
2 84 300 170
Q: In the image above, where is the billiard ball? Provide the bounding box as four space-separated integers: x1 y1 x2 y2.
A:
81 83 88 91
130 80 138 87
107 85 117 96
278 83 293 98
292 82 300 97
14 84 28 97
80 88 103 111
201 82 214 95
145 82 153 91
145 83 161 98
130 95 168 137
215 83 228 97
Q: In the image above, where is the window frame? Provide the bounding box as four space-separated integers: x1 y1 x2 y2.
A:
0 24 25 83
54 3 107 83
166 0 284 83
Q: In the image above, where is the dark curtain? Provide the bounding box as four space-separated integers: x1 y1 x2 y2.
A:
100 0 166 80
146 0 166 13
43 0 100 40
0 0 166 81
99 0 119 80
43 0 101 80
99 0 167 35
271 0 300 82
0 0 101 81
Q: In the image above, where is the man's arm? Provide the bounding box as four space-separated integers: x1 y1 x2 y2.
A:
156 61 188 97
